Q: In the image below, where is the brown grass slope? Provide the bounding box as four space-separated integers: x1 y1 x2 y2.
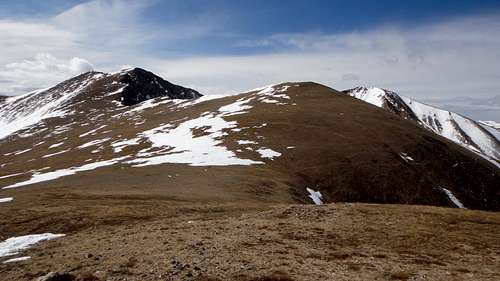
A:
1 203 499 280
228 83 499 210
1 80 499 280
0 82 498 213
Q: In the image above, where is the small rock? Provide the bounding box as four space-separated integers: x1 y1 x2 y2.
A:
94 271 107 279
36 272 75 281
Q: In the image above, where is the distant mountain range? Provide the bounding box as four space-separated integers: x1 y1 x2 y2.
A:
344 87 499 164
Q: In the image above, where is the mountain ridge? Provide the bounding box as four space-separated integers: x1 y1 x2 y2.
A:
0 72 498 211
343 86 500 165
0 68 201 141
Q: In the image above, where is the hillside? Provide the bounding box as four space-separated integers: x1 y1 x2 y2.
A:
0 69 499 280
0 70 498 211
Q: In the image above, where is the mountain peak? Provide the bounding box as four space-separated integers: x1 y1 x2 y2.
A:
344 86 500 164
61 67 202 106
343 86 418 120
111 67 202 106
0 68 202 140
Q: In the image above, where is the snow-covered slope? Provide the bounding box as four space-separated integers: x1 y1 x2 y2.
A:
0 81 292 188
344 87 500 163
0 73 105 140
0 68 200 141
480 120 500 131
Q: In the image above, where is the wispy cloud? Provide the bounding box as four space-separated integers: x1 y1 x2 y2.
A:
0 0 214 95
0 53 93 95
154 13 500 99
0 0 499 106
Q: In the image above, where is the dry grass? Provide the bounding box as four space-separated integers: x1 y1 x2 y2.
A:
0 203 499 280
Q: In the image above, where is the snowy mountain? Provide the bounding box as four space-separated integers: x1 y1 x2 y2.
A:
0 68 200 141
344 87 500 165
0 71 499 211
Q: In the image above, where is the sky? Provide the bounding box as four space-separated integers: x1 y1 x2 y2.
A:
1 0 500 113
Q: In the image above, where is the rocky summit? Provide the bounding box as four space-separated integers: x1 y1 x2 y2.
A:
118 68 202 106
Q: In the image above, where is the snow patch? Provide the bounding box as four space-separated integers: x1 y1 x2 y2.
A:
79 125 107 137
0 173 24 179
237 140 257 145
256 148 281 160
127 97 174 113
177 94 228 108
2 256 31 263
2 158 124 189
42 150 70 158
125 97 270 167
6 148 32 156
78 138 110 149
105 85 126 97
0 197 14 203
128 113 262 167
347 87 386 107
306 188 324 205
218 98 253 116
49 142 64 149
0 233 65 258
254 85 290 104
399 153 414 162
438 187 465 209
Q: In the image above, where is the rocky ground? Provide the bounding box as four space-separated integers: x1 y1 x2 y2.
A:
1 200 499 281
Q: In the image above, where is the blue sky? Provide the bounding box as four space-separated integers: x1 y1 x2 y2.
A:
1 0 500 120
2 0 499 57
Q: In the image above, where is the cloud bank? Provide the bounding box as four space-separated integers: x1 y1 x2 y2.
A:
0 54 93 95
154 14 500 100
0 0 499 112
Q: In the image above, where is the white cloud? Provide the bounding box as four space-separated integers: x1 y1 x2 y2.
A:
0 0 155 68
5 54 93 74
152 14 500 101
0 0 218 95
0 54 93 94
0 0 499 108
0 20 78 65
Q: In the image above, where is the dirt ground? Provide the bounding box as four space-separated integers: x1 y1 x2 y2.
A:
1 199 499 281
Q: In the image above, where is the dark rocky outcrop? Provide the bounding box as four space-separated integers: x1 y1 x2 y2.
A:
117 68 202 106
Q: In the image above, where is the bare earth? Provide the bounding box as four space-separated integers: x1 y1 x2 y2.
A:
1 198 499 281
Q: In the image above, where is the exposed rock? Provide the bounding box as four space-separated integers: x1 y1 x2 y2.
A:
36 272 75 281
117 68 202 106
